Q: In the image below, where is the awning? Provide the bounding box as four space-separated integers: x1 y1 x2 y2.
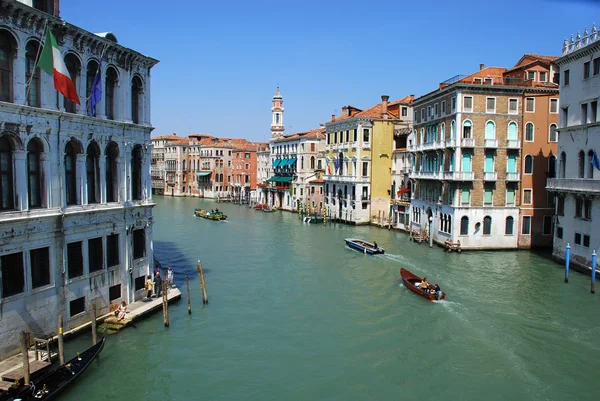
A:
288 157 297 165
280 159 290 166
196 171 211 176
278 176 293 182
272 159 281 167
267 176 278 182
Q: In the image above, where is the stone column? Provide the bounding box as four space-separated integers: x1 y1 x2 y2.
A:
76 154 86 205
99 158 106 204
120 69 131 123
13 45 26 105
40 153 52 208
13 151 27 211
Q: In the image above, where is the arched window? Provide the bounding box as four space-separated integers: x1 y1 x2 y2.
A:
548 155 557 178
86 142 100 203
508 122 518 140
485 121 495 139
524 155 534 174
588 150 595 179
105 67 118 120
560 152 566 178
448 215 452 234
65 140 79 205
25 41 41 107
525 122 534 141
27 138 44 208
105 142 119 202
440 123 446 140
460 216 469 235
310 156 315 169
301 156 304 170
450 120 456 139
483 216 492 235
0 31 16 102
0 135 14 210
549 123 558 142
462 120 472 138
86 60 99 107
131 76 142 124
182 160 186 171
505 216 514 235
578 150 585 178
131 145 143 200
63 54 80 113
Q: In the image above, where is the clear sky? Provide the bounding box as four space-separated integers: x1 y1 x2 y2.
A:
62 0 597 142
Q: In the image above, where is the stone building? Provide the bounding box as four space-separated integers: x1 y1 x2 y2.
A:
548 25 600 270
151 133 182 194
410 55 558 250
0 0 158 358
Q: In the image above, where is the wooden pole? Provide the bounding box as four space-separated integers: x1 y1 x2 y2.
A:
197 261 208 304
57 315 65 365
20 331 30 385
90 304 97 346
162 281 169 326
186 276 192 314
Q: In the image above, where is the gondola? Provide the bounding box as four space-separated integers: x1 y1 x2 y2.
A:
0 337 105 401
400 268 445 301
344 239 385 255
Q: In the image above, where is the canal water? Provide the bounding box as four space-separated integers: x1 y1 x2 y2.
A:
61 196 600 401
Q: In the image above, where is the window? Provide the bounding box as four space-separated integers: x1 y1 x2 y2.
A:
25 41 41 107
484 187 493 205
525 122 534 142
585 198 592 220
86 60 99 115
505 216 514 235
563 70 570 86
441 101 446 114
461 188 470 205
560 152 566 178
575 197 583 218
67 241 83 279
1 252 24 298
539 71 547 82
574 232 583 244
401 106 407 117
131 76 142 124
363 129 370 143
584 235 591 247
420 109 425 121
474 77 482 84
63 54 80 113
107 234 119 268
524 155 533 174
451 97 456 112
506 186 515 205
65 140 78 205
523 189 532 204
427 106 431 117
460 216 469 235
30 247 50 289
584 62 591 79
484 77 493 84
594 57 600 76
557 196 565 216
105 142 119 202
549 155 557 178
434 104 438 116
549 124 558 142
353 129 357 142
362 162 368 177
582 103 588 124
562 107 569 127
591 101 598 123
550 99 559 113
132 146 143 200
0 31 16 102
69 297 85 317
27 138 43 208
522 216 531 235
463 96 473 112
557 226 563 239
0 136 14 210
508 98 518 114
88 237 103 273
588 150 595 178
86 142 100 204
578 151 585 178
105 67 118 120
543 216 552 235
133 229 146 259
527 71 536 81
462 120 472 138
483 216 492 235
525 98 535 113
135 275 146 291
486 97 496 113
109 284 121 301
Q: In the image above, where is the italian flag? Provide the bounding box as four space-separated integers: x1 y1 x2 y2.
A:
38 29 80 104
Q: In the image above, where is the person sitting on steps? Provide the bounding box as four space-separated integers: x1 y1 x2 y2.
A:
114 301 127 321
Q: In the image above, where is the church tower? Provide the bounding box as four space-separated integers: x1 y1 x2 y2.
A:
271 86 284 139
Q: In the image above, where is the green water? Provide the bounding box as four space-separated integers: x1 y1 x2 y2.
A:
61 196 600 401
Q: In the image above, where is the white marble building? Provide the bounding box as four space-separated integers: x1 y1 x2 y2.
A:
0 1 158 358
548 25 600 271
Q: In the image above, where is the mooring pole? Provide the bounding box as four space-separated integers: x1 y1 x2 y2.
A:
565 243 571 283
57 315 65 365
186 275 192 314
20 331 30 385
591 250 596 294
90 304 97 345
162 281 169 327
197 261 208 304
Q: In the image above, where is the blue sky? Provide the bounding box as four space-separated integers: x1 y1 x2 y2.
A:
62 0 597 142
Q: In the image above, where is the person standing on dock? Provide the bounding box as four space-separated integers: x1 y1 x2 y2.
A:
166 266 174 288
145 275 153 301
155 270 163 297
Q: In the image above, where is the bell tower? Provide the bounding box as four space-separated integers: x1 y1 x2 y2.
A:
271 86 284 139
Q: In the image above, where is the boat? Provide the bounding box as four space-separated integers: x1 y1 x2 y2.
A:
344 239 384 254
400 268 446 301
253 204 267 210
262 206 276 212
194 209 227 220
0 337 105 401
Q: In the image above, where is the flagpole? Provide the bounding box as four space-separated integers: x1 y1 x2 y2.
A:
26 20 49 104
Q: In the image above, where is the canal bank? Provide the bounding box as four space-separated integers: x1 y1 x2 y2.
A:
56 196 600 401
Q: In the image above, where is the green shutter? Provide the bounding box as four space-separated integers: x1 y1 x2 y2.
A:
507 188 515 204
484 188 493 204
461 188 470 204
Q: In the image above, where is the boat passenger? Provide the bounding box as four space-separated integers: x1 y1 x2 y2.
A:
373 241 378 249
418 277 430 290
434 282 441 298
215 208 220 214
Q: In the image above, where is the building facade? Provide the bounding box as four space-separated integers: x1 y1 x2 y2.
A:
548 25 600 270
151 134 182 195
410 56 558 250
0 1 158 358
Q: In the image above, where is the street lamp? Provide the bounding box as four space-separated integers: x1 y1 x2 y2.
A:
429 215 434 248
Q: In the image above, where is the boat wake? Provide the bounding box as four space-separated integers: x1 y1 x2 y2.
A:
379 253 416 268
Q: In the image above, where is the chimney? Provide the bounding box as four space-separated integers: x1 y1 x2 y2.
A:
409 94 415 103
381 95 389 119
342 106 348 116
480 64 485 71
331 114 335 122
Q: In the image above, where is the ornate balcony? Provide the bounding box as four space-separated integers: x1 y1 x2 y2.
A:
483 172 497 181
435 139 446 149
446 138 457 148
444 171 474 181
506 139 521 149
484 139 498 148
506 172 520 181
461 138 475 147
546 178 600 194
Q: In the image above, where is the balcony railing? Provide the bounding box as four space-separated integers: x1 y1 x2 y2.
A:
435 139 446 149
483 172 497 181
446 138 457 148
461 138 475 147
506 172 520 181
546 178 600 194
323 174 368 183
362 142 371 149
444 171 474 180
421 141 436 151
484 138 498 148
506 139 521 149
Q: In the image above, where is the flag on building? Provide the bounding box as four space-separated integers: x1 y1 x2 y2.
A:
592 151 600 171
38 29 80 105
88 58 103 117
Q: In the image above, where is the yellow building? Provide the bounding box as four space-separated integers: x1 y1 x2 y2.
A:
323 96 413 225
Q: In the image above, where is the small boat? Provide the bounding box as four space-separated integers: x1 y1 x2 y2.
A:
262 207 275 212
253 204 267 210
400 268 446 301
1 337 105 401
194 209 227 220
344 239 384 254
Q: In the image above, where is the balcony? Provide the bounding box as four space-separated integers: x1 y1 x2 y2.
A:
461 138 475 147
435 139 446 149
483 172 497 181
506 139 521 149
351 141 359 149
446 138 457 148
411 171 442 180
362 142 371 149
484 138 498 148
546 178 600 194
421 141 436 151
506 172 520 181
323 174 368 183
444 171 474 181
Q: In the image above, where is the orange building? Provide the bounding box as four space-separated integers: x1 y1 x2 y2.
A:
232 143 266 203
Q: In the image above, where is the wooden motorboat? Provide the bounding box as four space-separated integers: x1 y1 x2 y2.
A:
253 204 267 210
344 239 384 255
194 209 227 220
0 337 105 401
400 268 446 301
262 207 275 212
